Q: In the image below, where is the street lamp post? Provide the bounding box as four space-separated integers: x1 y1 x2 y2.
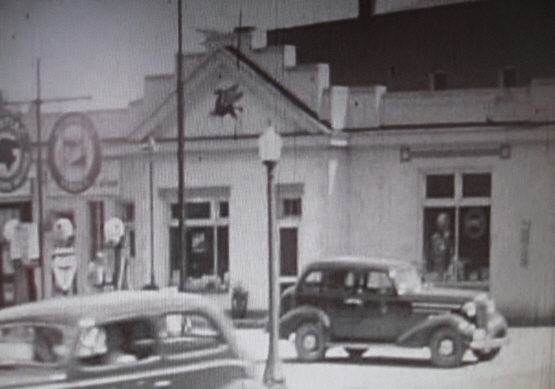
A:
143 136 158 290
259 126 286 388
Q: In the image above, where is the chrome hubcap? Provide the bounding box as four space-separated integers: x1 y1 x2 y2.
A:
438 338 455 355
303 334 317 350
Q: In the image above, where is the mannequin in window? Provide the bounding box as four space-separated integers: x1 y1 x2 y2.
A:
429 212 454 280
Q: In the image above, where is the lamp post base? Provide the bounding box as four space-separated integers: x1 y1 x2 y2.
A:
263 361 287 388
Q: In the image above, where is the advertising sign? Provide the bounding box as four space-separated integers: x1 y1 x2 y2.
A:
48 112 101 193
0 114 31 193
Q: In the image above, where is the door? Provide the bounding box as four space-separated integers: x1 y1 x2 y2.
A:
352 270 410 342
321 269 360 340
279 228 298 276
71 318 161 389
158 312 247 389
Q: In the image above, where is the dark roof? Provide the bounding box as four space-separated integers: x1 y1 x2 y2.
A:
0 290 226 328
268 0 555 91
305 256 415 273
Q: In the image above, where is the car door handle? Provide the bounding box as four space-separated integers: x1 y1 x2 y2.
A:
154 380 172 388
344 298 363 306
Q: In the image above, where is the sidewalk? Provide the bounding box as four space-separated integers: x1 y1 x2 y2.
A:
235 326 555 389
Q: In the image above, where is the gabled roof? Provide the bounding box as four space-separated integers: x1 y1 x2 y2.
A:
128 46 331 142
268 0 555 91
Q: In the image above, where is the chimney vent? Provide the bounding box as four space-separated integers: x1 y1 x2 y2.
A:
359 0 377 19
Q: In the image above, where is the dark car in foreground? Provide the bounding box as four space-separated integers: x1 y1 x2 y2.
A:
0 290 265 389
279 257 508 367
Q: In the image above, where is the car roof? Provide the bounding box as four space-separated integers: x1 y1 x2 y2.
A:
0 290 227 328
304 256 415 273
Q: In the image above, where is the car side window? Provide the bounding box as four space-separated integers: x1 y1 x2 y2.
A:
76 319 156 366
365 271 395 295
159 313 224 354
326 270 357 291
300 270 324 292
0 323 69 365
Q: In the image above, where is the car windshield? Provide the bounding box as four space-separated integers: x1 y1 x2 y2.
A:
392 267 422 294
0 323 72 367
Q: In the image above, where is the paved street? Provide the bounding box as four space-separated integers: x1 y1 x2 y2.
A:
236 327 555 389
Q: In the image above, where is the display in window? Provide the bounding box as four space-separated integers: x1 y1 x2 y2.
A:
424 209 455 280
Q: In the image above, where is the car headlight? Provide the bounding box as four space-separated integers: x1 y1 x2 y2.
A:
462 301 477 317
486 300 496 314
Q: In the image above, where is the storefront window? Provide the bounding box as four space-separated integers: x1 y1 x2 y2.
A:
423 172 491 283
169 196 229 292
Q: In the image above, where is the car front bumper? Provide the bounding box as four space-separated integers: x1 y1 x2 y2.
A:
470 335 508 350
469 312 508 350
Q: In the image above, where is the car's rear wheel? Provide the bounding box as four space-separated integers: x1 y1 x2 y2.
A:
344 347 367 360
429 327 466 367
295 322 326 361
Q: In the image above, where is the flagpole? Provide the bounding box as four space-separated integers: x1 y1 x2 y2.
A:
176 0 187 290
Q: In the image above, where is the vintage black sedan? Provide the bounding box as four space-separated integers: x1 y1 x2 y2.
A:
0 290 265 389
279 257 508 367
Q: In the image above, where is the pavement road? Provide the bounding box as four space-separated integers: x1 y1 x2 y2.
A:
235 327 555 389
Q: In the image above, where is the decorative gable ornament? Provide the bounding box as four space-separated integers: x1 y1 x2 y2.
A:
212 84 244 119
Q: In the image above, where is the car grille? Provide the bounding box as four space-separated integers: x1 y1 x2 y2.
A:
476 304 487 328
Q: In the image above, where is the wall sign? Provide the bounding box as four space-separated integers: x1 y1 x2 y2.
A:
0 114 31 192
463 208 487 239
47 112 101 193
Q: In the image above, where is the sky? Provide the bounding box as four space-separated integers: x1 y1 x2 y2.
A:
0 0 476 112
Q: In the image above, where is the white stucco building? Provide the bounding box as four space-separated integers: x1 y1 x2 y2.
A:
1 1 554 325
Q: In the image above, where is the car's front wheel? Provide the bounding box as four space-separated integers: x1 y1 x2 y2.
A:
429 327 466 367
295 322 326 362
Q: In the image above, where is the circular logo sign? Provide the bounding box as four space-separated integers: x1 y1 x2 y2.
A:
463 208 487 239
0 114 32 192
48 112 101 194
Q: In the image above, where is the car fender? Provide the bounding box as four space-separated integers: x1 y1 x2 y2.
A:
279 305 331 339
488 312 508 335
396 313 472 348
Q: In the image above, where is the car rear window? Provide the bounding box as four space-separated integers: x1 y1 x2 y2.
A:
0 323 70 365
159 312 224 354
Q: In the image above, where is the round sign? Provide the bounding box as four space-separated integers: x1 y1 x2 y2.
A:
463 208 487 239
0 114 32 192
47 112 101 194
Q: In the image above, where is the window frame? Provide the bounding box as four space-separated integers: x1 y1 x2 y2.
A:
421 169 492 282
169 196 229 283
